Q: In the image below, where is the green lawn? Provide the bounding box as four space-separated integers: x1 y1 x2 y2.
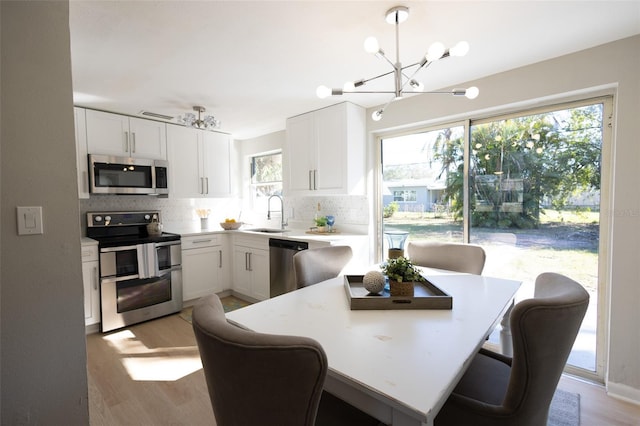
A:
383 209 599 291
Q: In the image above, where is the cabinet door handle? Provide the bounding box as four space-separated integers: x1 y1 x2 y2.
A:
200 177 205 194
313 169 318 190
124 131 129 153
218 250 222 268
308 170 313 190
245 252 252 271
205 177 209 194
192 239 213 244
131 132 136 153
93 266 98 290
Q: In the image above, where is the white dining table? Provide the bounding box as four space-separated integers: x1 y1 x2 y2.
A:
226 268 521 426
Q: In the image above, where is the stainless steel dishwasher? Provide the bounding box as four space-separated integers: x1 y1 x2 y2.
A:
269 238 308 297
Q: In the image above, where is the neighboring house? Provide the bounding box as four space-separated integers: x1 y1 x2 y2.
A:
383 179 446 213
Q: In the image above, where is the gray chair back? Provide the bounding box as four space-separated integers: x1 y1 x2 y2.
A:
406 241 486 274
436 272 590 426
504 273 589 423
192 294 328 426
293 246 353 287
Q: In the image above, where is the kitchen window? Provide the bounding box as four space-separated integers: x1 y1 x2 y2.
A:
250 151 282 208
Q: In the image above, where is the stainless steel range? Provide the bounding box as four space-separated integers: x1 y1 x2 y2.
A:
87 211 182 332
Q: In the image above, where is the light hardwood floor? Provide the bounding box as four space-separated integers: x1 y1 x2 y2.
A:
87 312 640 425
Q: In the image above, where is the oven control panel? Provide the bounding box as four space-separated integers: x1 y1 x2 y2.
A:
88 211 160 227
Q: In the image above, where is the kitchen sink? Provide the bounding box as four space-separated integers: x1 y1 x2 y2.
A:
245 228 289 234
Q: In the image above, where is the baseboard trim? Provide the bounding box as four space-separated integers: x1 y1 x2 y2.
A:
607 381 640 406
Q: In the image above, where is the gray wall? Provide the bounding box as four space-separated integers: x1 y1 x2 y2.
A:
1 1 89 423
367 35 640 401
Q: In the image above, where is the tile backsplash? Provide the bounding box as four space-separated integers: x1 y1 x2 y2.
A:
80 194 369 234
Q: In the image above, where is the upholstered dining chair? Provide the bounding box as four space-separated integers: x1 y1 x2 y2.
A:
192 294 327 426
193 294 385 426
435 272 590 426
293 245 353 287
406 241 486 275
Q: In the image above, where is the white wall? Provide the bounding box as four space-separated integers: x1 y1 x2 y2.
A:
366 35 640 402
1 1 89 423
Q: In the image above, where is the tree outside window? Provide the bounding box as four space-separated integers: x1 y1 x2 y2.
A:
251 152 282 207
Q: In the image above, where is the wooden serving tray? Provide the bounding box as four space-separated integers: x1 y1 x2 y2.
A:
344 275 453 310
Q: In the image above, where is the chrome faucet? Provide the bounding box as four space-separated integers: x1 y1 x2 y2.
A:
267 194 288 230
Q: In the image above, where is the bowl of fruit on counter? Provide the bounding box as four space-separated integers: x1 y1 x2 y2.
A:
220 218 243 230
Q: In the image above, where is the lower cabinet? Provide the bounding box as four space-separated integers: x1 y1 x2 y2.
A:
82 240 100 326
232 236 269 301
182 234 227 302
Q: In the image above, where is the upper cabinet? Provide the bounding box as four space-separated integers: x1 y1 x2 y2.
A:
285 102 365 195
85 109 167 160
167 124 232 198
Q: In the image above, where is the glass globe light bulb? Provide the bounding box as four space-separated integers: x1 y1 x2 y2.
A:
426 42 445 62
343 81 355 92
450 41 470 57
364 36 380 54
465 86 479 99
316 85 331 99
371 109 383 121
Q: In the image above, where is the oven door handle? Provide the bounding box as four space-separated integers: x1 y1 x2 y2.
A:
100 244 139 253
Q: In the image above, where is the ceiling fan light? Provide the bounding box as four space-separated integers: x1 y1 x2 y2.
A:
465 86 480 99
426 42 445 62
178 106 221 130
450 41 470 57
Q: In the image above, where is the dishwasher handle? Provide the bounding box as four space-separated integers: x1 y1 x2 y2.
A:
268 238 309 251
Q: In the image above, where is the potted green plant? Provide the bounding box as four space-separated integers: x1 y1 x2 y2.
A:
314 216 328 232
381 256 425 296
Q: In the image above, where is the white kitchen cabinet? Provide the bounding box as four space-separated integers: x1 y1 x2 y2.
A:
85 109 167 160
232 235 269 301
81 240 100 326
202 131 232 196
74 107 90 199
182 234 228 302
167 124 232 198
285 102 365 195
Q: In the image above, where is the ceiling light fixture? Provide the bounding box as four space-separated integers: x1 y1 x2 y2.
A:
316 6 479 121
178 106 221 130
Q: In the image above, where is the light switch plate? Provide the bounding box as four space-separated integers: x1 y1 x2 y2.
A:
17 206 43 235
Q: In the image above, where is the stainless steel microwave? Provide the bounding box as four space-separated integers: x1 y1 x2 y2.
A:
89 154 169 195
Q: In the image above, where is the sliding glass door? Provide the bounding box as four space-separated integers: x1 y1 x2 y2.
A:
381 126 465 257
378 97 611 379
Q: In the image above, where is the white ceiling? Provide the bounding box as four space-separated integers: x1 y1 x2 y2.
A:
69 0 640 140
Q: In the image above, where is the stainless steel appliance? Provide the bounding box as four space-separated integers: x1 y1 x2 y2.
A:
89 154 169 195
269 238 308 297
87 211 182 332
